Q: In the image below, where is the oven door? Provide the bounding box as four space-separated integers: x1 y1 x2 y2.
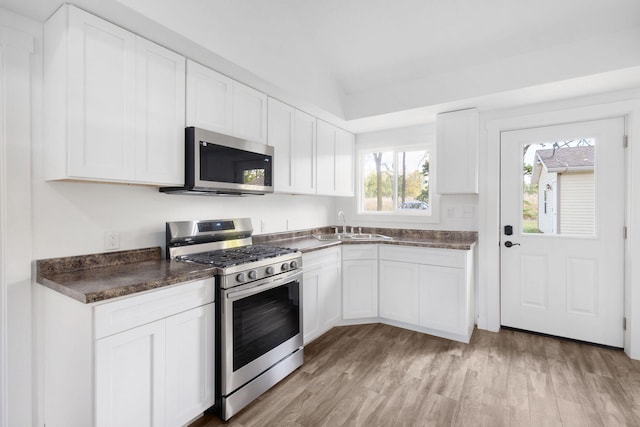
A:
221 270 302 395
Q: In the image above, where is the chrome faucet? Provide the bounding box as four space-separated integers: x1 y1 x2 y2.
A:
338 211 346 234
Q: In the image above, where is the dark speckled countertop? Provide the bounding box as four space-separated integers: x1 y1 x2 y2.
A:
254 226 477 253
36 247 216 303
37 227 476 304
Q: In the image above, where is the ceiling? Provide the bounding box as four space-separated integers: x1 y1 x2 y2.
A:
3 0 640 131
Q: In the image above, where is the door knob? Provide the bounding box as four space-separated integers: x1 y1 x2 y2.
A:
504 241 520 248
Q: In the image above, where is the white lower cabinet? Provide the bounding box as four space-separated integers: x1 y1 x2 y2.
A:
418 264 467 334
96 319 167 427
378 260 420 324
302 247 341 344
342 245 378 320
378 245 475 343
43 277 215 427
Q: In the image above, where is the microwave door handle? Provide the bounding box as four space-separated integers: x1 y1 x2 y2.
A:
226 272 300 301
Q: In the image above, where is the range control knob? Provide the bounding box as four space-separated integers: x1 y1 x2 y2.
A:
281 263 290 272
266 266 275 275
236 273 246 283
248 270 257 280
290 260 298 270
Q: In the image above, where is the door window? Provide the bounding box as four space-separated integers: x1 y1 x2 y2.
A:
522 139 595 236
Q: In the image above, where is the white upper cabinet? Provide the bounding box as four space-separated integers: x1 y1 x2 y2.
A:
316 120 355 197
267 97 316 194
232 81 268 143
135 37 186 185
44 5 185 186
292 109 317 193
186 60 267 144
335 127 355 196
45 5 136 182
436 108 479 194
316 120 336 195
186 59 233 135
267 98 295 193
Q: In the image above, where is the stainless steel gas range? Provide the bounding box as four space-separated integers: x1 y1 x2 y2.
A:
166 218 303 420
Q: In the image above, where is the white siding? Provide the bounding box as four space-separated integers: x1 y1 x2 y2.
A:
559 172 595 235
537 169 557 234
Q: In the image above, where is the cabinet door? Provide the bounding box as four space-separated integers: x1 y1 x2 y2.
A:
418 264 466 334
379 260 420 324
335 128 355 197
186 60 233 134
232 81 267 143
67 6 136 181
292 109 317 194
96 319 166 427
303 268 321 344
320 262 342 330
135 37 185 185
316 120 336 195
267 98 295 193
436 108 478 194
166 304 215 427
342 260 378 319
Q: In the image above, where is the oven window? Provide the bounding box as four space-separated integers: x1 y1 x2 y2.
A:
200 143 272 186
233 281 300 371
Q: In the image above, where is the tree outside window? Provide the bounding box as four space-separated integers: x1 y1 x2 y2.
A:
361 149 430 213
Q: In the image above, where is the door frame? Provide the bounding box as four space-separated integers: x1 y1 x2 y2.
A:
479 98 640 359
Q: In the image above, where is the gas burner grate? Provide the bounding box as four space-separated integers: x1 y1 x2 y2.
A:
180 245 298 267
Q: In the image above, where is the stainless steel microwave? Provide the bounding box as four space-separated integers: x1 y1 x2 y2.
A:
160 127 274 195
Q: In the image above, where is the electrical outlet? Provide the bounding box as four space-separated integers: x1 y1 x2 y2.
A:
104 231 120 250
463 206 474 218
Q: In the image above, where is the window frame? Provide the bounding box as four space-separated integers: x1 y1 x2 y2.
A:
355 140 440 224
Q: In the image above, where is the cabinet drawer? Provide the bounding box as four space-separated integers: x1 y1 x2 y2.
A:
303 247 341 270
379 245 467 268
94 278 215 339
342 244 377 261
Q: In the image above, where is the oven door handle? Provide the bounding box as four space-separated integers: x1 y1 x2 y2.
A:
226 272 301 301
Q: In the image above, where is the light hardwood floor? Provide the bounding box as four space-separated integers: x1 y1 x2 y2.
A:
190 324 640 426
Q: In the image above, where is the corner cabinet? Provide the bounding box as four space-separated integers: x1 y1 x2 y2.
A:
43 278 215 427
186 59 267 144
316 120 355 197
342 245 378 320
267 98 317 194
378 245 475 343
44 5 185 186
436 108 478 194
302 247 341 344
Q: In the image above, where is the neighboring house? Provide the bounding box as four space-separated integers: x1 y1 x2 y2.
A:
531 146 595 235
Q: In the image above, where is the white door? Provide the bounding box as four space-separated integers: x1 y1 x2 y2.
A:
501 118 625 347
135 37 185 185
165 304 215 427
95 320 166 427
342 260 378 319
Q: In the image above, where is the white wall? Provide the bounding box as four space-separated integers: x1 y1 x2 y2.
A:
31 181 336 259
336 123 479 231
0 9 38 427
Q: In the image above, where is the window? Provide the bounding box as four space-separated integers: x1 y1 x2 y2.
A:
359 148 431 215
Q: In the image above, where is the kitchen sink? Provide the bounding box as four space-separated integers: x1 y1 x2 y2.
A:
313 233 351 241
313 233 392 241
349 233 392 240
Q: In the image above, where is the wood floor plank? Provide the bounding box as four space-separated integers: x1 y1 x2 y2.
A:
189 324 640 427
506 366 530 427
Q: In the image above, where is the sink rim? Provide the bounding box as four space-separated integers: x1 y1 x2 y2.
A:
313 233 392 241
